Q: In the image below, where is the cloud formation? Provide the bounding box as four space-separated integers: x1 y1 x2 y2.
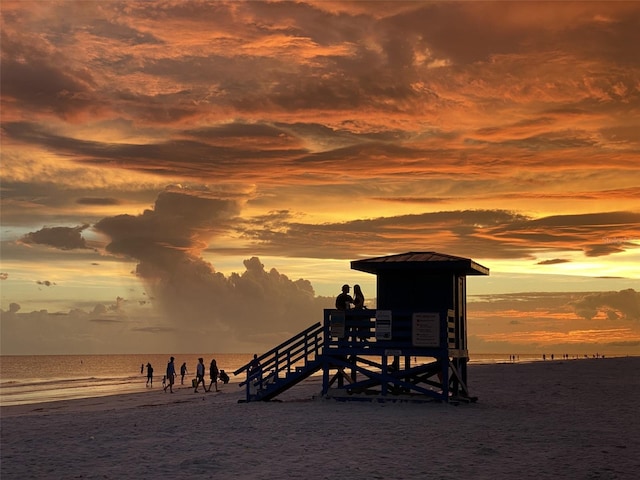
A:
92 189 331 350
468 289 640 353
572 289 640 322
1 1 638 355
20 225 89 250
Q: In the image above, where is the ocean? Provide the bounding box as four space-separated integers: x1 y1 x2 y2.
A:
0 353 254 408
0 352 601 407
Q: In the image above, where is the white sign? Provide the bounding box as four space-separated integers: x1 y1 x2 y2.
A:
375 310 393 340
412 312 440 347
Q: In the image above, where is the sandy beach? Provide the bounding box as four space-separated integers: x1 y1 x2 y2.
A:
2 357 639 479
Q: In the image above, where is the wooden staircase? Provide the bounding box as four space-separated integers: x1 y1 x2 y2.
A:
233 322 324 402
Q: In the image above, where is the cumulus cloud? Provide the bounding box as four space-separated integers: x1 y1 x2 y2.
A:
93 189 332 350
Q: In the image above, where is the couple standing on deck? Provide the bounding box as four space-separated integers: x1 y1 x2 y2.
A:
335 284 365 311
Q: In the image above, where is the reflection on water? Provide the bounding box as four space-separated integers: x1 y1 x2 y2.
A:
0 353 253 407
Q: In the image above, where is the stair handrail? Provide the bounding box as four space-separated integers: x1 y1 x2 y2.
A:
233 322 323 387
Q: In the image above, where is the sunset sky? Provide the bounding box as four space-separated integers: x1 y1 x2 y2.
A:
1 1 639 356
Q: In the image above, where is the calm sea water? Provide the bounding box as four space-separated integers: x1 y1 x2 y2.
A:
0 352 596 407
0 353 254 407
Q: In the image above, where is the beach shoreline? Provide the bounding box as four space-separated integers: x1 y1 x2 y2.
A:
2 357 639 479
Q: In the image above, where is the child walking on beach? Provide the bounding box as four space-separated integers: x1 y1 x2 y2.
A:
180 362 188 385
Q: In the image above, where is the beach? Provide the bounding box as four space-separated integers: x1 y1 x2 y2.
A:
1 357 639 479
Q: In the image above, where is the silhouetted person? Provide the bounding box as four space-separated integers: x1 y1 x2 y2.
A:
180 362 188 385
353 284 365 309
248 354 262 383
335 284 353 310
164 356 176 393
207 359 219 392
219 370 230 384
146 363 154 387
247 354 262 392
248 354 260 373
194 358 206 393
141 363 144 374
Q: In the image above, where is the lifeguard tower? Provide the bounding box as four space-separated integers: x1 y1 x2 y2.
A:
234 252 489 403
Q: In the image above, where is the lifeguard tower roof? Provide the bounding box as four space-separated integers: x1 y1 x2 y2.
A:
351 251 489 276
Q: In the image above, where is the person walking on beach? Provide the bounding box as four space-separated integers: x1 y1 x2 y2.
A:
335 284 353 310
194 358 206 393
164 356 176 393
207 358 219 392
146 363 154 387
180 362 188 385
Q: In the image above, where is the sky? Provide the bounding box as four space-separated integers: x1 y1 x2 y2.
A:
1 1 639 356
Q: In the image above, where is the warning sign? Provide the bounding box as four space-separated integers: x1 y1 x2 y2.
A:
412 312 440 347
375 310 392 340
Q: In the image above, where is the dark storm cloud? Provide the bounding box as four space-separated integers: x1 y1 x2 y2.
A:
21 225 89 250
